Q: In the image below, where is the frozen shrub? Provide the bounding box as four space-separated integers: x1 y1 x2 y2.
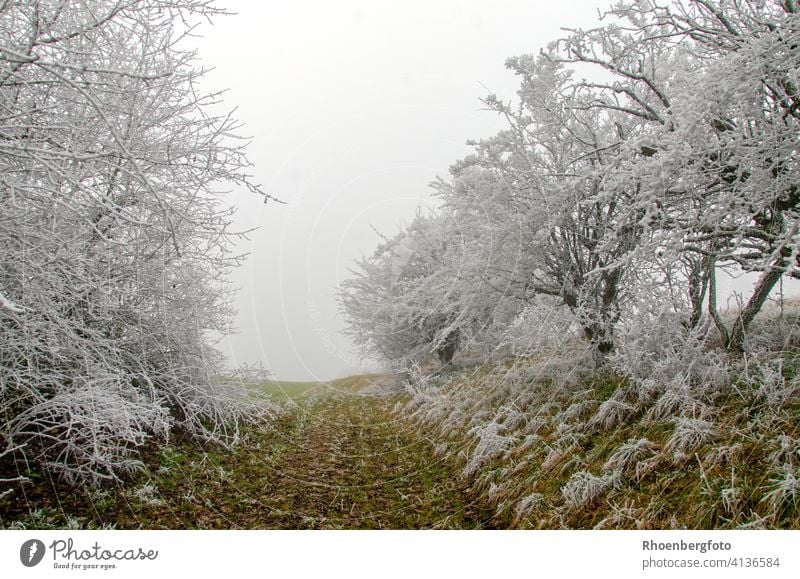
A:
502 302 579 357
745 300 800 353
0 1 275 485
9 376 172 484
613 312 711 385
613 311 731 402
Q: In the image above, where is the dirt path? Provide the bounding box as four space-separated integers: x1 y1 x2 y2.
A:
13 378 492 529
249 384 489 529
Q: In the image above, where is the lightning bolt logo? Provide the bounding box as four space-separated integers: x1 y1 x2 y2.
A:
28 541 38 563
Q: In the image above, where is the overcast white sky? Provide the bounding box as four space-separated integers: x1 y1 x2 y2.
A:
187 1 616 381
193 0 788 382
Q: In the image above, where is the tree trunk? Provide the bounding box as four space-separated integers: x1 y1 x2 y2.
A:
726 265 783 353
707 256 730 346
686 255 710 329
436 329 459 364
582 322 614 368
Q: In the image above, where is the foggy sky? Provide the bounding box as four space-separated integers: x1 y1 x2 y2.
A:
194 1 785 381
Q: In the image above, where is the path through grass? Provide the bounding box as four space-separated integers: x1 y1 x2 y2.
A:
2 376 492 529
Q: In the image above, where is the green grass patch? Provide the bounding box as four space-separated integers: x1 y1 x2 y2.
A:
255 380 320 401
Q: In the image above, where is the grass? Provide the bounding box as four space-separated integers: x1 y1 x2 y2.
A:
400 355 800 529
255 380 321 401
0 375 492 529
6 346 800 530
248 375 385 401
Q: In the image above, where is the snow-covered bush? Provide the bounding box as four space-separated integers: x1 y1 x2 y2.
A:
501 300 579 357
612 310 730 401
0 1 274 485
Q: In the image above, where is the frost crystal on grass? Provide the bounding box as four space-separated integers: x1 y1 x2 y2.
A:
704 443 744 467
130 484 164 507
588 398 636 432
602 438 657 472
721 484 744 517
559 399 596 423
762 465 800 518
750 360 800 412
540 441 578 473
514 493 545 522
464 421 514 477
768 435 800 467
648 388 707 422
594 500 642 529
562 470 619 509
665 417 718 455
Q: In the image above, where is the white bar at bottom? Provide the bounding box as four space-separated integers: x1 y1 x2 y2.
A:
1 530 798 578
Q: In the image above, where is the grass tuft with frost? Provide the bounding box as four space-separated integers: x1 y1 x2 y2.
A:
399 324 800 528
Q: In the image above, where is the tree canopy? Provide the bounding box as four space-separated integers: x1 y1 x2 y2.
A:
340 0 800 368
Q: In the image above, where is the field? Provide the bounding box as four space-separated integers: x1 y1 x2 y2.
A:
255 380 322 401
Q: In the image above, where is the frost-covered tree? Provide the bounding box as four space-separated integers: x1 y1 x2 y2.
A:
428 167 536 356
339 213 464 366
635 0 800 352
0 1 273 484
344 0 800 372
434 55 643 360
551 0 800 352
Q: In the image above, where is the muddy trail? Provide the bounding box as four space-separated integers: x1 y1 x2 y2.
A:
2 377 493 529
